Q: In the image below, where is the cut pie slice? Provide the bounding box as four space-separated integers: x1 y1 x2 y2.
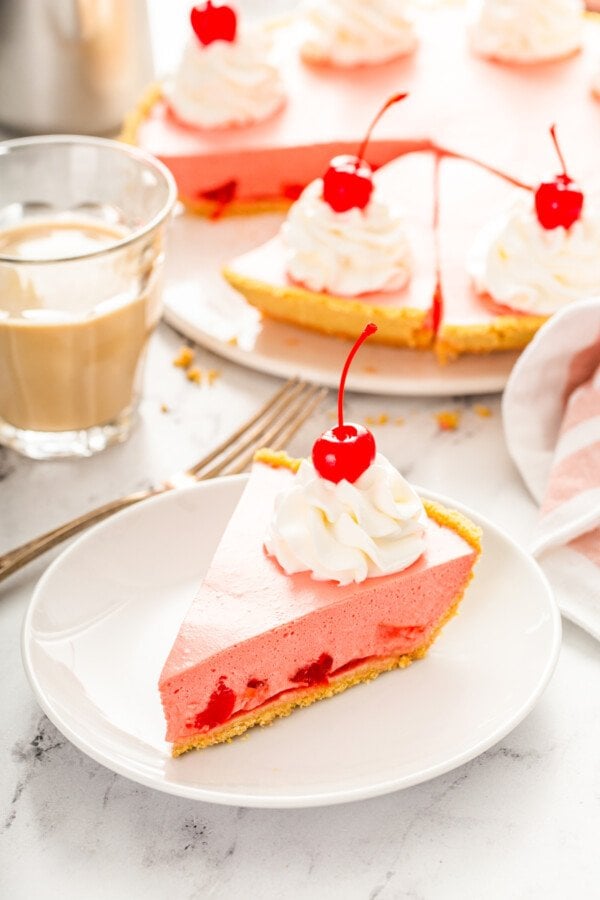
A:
159 450 481 756
222 152 438 349
435 156 547 362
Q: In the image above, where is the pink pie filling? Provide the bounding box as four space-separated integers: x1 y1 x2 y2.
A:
159 462 477 745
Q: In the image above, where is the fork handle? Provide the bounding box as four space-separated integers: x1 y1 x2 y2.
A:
0 486 166 584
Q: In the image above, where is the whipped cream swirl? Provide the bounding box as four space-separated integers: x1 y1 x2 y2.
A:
265 454 427 586
167 28 285 129
282 178 413 296
468 0 584 63
468 197 600 316
300 0 417 67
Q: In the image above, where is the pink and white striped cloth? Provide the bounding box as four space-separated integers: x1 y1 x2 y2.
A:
503 297 600 639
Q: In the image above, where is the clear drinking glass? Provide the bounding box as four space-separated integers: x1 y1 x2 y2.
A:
0 135 176 459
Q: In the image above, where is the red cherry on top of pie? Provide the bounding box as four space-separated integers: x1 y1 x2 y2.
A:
322 155 374 213
535 175 584 230
321 92 408 214
312 323 378 484
534 124 584 230
190 1 237 46
312 423 377 485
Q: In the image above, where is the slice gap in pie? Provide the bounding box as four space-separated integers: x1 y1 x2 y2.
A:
435 155 548 362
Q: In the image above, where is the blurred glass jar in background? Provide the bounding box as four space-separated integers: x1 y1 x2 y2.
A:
0 136 176 459
0 0 153 135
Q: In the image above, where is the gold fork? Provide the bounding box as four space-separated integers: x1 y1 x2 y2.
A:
0 378 327 584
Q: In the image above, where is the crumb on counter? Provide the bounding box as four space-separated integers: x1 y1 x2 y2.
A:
394 416 405 426
365 413 389 426
206 369 220 386
473 404 492 418
173 346 195 369
186 366 202 384
435 410 460 431
254 448 301 473
227 336 238 347
160 403 169 414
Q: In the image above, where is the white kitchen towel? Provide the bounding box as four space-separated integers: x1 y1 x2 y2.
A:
503 297 600 639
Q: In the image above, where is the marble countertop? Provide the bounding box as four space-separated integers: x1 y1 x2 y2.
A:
1 322 599 899
1 1 599 896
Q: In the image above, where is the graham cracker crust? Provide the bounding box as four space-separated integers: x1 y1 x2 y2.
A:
221 264 546 358
181 196 294 218
222 266 434 350
119 82 163 146
435 314 547 363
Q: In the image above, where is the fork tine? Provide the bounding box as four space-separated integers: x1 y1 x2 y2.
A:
0 378 325 585
217 384 328 478
191 380 317 481
186 377 299 477
269 387 329 453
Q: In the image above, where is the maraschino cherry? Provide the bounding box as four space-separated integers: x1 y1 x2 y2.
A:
312 324 378 484
322 93 408 213
534 124 584 230
191 1 237 46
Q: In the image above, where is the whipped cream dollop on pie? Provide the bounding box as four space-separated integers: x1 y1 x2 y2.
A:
167 27 285 129
468 196 600 315
300 0 418 67
282 178 413 296
468 0 584 63
265 453 427 585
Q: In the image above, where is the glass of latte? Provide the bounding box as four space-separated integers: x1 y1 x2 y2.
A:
0 136 176 459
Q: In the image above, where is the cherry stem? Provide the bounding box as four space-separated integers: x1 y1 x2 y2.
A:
337 323 378 430
549 124 568 179
356 93 409 169
441 147 535 192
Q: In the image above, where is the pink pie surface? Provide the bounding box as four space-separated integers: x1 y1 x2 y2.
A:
159 460 479 750
134 8 600 205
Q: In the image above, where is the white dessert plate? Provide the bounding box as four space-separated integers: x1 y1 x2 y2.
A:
22 476 560 809
163 212 520 397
